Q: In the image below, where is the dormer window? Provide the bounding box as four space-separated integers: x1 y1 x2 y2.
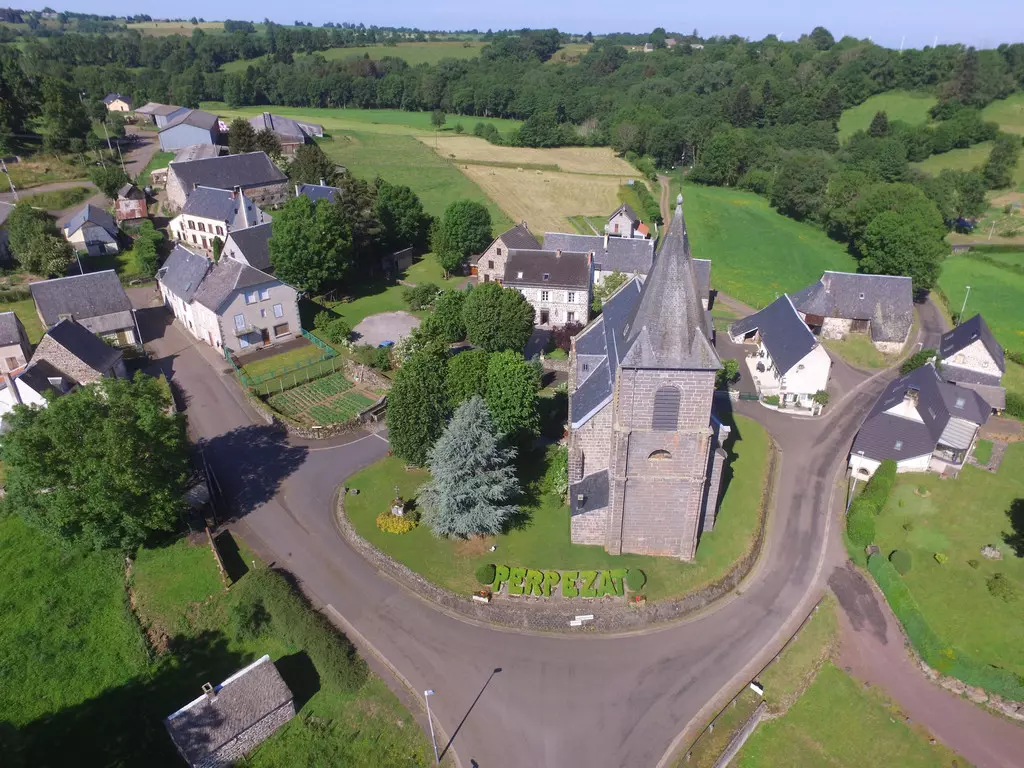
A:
954 396 966 409
543 273 550 281
859 292 865 300
894 440 903 450
517 271 524 279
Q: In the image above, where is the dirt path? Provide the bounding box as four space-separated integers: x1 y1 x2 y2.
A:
657 173 671 222
829 562 1024 768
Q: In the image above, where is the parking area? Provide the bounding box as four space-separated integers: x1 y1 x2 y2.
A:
352 311 420 347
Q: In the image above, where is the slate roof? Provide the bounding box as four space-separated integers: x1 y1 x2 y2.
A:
296 183 341 204
789 271 913 344
851 363 989 462
44 318 124 374
224 223 273 271
692 258 711 301
609 202 639 223
169 152 288 194
249 112 310 141
955 381 1006 412
194 257 275 312
619 196 719 371
502 249 590 290
182 186 265 229
938 314 1005 374
728 295 819 375
63 204 118 237
30 270 134 334
542 232 655 277
160 109 219 133
158 245 211 304
570 468 609 518
174 144 222 163
17 358 69 397
495 222 541 251
0 311 24 346
136 102 185 117
103 92 131 107
164 655 292 767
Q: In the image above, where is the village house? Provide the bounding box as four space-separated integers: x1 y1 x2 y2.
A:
789 271 913 354
30 270 139 348
166 152 290 212
102 93 132 112
174 144 223 163
0 311 31 374
606 202 650 239
158 109 220 152
850 363 989 479
170 186 270 255
115 183 148 223
222 222 273 272
295 181 341 204
158 244 300 354
728 295 831 412
567 196 729 560
937 314 1006 412
503 249 591 329
62 204 120 255
473 222 541 284
165 655 295 768
135 102 189 128
248 112 321 156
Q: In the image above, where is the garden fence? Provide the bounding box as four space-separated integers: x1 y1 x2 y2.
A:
226 329 340 396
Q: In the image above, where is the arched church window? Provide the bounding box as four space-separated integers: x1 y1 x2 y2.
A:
648 450 672 460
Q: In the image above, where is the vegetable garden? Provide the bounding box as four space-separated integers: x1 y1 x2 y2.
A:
266 371 375 426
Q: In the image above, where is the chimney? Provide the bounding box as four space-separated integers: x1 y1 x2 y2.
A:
603 232 608 249
555 249 562 258
192 182 198 191
4 371 21 405
232 185 241 200
202 682 215 701
319 177 326 187
521 219 527 229
905 387 919 405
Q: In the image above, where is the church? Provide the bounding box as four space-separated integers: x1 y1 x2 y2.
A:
566 196 730 561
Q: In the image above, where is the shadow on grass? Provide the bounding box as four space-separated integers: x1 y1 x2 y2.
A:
275 651 320 712
214 530 249 583
1003 498 1024 557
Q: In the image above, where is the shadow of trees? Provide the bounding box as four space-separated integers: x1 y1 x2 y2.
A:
1004 498 1024 557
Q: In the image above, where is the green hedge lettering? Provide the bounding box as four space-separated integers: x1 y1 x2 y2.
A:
562 570 579 598
542 570 560 596
508 567 527 595
524 569 544 596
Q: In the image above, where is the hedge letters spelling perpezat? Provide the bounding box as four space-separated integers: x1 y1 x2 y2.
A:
490 565 634 597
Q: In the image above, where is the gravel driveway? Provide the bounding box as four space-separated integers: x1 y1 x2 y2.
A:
352 311 420 347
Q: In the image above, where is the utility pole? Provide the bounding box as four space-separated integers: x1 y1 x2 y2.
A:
424 689 440 765
958 285 971 326
0 158 18 200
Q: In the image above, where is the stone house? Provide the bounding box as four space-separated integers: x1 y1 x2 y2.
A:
222 222 273 272
248 112 318 156
0 311 32 373
63 204 120 255
850 363 989 479
728 295 831 411
30 270 139 348
567 197 729 560
789 271 913 354
135 102 189 128
158 109 220 152
502 249 591 328
606 202 649 239
165 655 295 768
937 313 1005 412
170 186 270 256
166 152 290 212
103 93 132 112
473 222 540 284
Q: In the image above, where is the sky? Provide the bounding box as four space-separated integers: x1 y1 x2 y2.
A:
58 0 1023 49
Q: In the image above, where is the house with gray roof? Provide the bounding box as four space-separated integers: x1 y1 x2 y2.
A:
166 152 290 212
249 112 318 156
222 223 273 272
503 249 591 328
102 93 132 112
135 102 189 128
606 201 650 239
63 203 120 255
165 655 295 768
159 109 220 152
850 362 989 479
938 313 1006 412
729 295 831 412
0 311 31 374
789 271 913 354
295 182 341 204
30 270 138 348
567 195 729 561
474 222 541 284
170 186 270 256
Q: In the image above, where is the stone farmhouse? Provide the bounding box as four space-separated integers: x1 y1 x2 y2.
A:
165 655 295 768
502 249 592 329
606 202 650 239
158 244 300 355
542 232 653 286
102 92 132 112
63 203 120 255
135 102 188 128
0 311 31 374
937 313 1005 412
567 196 729 561
473 222 541 284
158 109 220 152
166 152 290 212
850 362 989 479
789 271 913 354
170 186 270 256
729 295 831 412
30 270 139 348
222 222 273 272
248 112 322 156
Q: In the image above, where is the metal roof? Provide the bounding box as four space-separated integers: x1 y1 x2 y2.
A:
159 109 219 133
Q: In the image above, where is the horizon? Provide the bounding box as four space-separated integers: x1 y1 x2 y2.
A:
27 0 1023 50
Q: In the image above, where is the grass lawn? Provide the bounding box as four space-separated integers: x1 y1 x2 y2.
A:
239 341 330 380
1003 359 1024 399
973 439 994 464
936 255 1024 355
914 142 1024 189
21 185 92 211
874 444 1024 678
0 296 45 343
838 90 937 142
137 150 175 188
823 334 899 370
345 413 770 602
221 41 487 73
982 92 1024 135
679 183 857 309
5 158 89 189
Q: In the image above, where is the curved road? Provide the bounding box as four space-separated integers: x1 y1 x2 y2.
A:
131 287 1012 767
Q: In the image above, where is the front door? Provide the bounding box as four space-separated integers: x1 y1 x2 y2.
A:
261 328 271 345
540 309 550 325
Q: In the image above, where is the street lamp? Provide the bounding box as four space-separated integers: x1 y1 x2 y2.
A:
958 285 971 326
424 689 439 765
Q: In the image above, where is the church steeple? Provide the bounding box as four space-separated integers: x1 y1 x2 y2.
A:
620 194 720 370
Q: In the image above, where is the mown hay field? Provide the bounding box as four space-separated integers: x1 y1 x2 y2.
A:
429 136 637 175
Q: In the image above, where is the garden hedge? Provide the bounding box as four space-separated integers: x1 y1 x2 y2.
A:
846 501 876 547
857 459 897 514
868 554 1024 702
625 569 646 591
489 566 636 597
476 563 497 586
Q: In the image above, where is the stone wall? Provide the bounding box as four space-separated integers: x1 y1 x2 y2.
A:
944 338 999 377
33 335 114 384
570 505 607 545
199 701 295 768
819 316 854 340
476 238 507 284
873 339 904 355
517 284 588 328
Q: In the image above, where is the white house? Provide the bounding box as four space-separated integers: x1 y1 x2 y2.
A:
170 186 269 255
502 249 592 328
103 93 132 113
605 202 650 239
729 295 831 411
938 313 1006 412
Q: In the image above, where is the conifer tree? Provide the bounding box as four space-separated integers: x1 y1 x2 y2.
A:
419 396 520 538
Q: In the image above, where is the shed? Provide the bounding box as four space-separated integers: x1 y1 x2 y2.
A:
159 110 220 152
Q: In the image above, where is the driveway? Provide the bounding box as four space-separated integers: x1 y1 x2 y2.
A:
352 311 420 347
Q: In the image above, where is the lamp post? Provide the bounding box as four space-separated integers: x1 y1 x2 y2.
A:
958 285 971 326
424 689 439 765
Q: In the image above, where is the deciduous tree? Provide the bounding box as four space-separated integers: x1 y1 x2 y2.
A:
227 116 257 154
374 179 431 250
89 163 130 200
981 133 1022 189
860 209 945 291
431 289 467 343
485 350 541 439
462 282 535 353
268 195 352 292
40 77 90 152
386 343 449 465
445 348 489 406
431 200 492 278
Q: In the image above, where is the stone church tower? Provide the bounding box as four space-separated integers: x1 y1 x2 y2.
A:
567 196 729 560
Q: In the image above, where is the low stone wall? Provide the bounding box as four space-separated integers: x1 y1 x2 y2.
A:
541 357 569 373
333 441 778 634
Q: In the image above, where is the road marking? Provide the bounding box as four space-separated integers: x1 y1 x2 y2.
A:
306 431 389 452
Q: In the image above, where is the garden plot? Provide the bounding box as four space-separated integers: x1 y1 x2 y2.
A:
266 372 376 426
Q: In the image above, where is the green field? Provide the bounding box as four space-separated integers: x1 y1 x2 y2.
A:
680 183 857 308
222 41 486 73
838 90 937 142
982 92 1024 135
21 185 92 211
137 150 175 188
823 335 900 369
913 140 1024 188
239 340 330 380
346 413 770 602
0 296 45 343
875 444 1024 678
937 255 1024 355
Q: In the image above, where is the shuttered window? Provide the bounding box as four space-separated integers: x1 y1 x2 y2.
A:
652 386 680 430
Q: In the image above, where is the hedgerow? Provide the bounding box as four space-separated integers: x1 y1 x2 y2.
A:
846 500 876 546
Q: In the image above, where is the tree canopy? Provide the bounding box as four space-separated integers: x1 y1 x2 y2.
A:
268 195 352 292
386 343 449 465
484 351 541 439
462 282 535 353
431 200 492 277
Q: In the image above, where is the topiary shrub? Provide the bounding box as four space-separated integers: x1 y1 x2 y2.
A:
986 573 1019 602
934 552 948 564
475 563 496 586
968 559 980 569
229 595 272 641
902 521 914 531
889 550 912 575
846 502 876 547
376 510 418 534
625 569 646 591
321 318 353 344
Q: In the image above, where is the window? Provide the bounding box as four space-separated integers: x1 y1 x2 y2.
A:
496 247 502 256
484 274 490 283
582 362 590 372
245 291 258 305
216 226 224 236
567 311 575 323
488 260 494 270
273 303 283 318
954 396 966 409
648 449 672 460
5 356 20 370
191 234 197 244
259 288 270 301
543 273 550 281
540 309 550 325
273 323 290 337
260 309 266 318
894 440 903 450
201 236 207 249
198 222 206 232
234 313 245 330
517 271 524 279
188 220 195 229
567 291 576 303
858 292 865 300
652 386 680 430
239 335 249 348
541 290 550 301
